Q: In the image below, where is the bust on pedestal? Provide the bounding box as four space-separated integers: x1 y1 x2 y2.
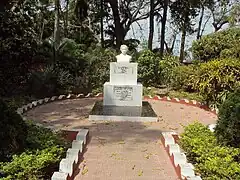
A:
116 45 132 63
89 45 158 122
103 44 142 107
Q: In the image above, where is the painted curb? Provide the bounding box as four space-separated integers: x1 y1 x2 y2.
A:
51 129 89 180
144 95 218 115
160 132 202 180
16 93 218 118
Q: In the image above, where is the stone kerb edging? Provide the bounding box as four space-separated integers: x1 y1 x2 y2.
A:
16 93 103 116
144 95 219 115
16 93 219 117
16 93 217 131
160 132 202 180
51 129 89 180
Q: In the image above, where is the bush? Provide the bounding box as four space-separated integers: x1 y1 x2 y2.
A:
0 146 65 180
171 65 197 91
159 55 180 85
0 99 28 161
137 50 179 87
215 89 240 148
180 122 240 179
192 28 240 61
137 50 157 87
0 121 69 179
83 47 117 92
25 122 70 151
28 65 73 98
191 58 240 106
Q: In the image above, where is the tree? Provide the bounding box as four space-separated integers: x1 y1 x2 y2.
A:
53 0 61 64
148 0 155 50
105 0 162 49
170 0 200 62
209 0 240 31
196 0 214 39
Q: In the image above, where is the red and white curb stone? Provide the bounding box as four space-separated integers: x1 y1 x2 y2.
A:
51 129 89 180
16 93 218 116
160 132 202 180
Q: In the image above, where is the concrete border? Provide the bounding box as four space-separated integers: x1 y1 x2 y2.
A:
16 93 219 118
160 132 202 180
51 129 89 180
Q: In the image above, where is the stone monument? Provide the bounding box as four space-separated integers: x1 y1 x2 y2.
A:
103 45 143 106
89 45 157 122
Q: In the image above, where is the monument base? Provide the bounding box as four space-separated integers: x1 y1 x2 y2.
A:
89 100 158 122
103 82 143 106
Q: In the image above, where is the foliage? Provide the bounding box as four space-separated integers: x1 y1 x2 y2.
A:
25 121 70 151
192 28 240 61
159 55 180 85
180 122 240 179
27 65 73 98
171 64 197 91
215 89 240 148
0 10 44 97
0 120 69 179
137 50 158 87
191 58 240 106
0 146 65 180
0 99 28 162
83 47 117 92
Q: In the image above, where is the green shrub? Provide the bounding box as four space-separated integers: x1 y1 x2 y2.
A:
192 27 240 61
0 146 65 180
25 121 70 151
28 66 73 98
159 55 180 85
215 89 240 148
0 99 28 161
171 65 197 91
0 121 69 179
180 122 240 179
137 50 158 87
137 50 179 87
191 58 240 106
84 47 117 92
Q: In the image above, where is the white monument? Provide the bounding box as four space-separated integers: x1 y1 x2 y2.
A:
103 45 143 107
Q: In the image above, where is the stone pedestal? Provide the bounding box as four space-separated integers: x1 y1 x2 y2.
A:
104 62 142 107
103 82 142 106
89 56 157 122
110 62 137 85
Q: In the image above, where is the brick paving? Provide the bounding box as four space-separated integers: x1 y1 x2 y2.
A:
74 121 179 180
24 98 218 179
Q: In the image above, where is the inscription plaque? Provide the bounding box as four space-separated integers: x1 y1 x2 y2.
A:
113 86 133 101
113 65 134 74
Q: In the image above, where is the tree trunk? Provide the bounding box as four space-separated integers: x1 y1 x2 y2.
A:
64 0 69 37
54 0 60 63
180 22 186 63
148 0 154 50
197 5 204 40
108 0 124 49
100 0 104 47
160 0 168 58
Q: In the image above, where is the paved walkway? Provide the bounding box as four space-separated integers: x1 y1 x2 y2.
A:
24 98 217 179
74 122 178 180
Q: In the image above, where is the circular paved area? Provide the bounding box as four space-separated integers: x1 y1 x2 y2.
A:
24 98 217 179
